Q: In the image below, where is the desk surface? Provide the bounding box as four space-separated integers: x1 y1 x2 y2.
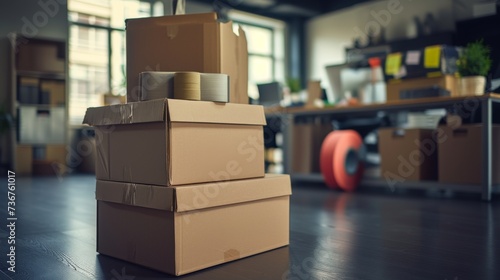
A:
265 93 500 117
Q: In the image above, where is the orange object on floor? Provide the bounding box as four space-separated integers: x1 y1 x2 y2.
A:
320 130 364 191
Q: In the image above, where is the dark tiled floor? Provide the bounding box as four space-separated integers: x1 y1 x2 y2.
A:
0 175 498 279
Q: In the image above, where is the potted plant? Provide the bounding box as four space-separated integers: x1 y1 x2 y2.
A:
286 78 302 104
457 39 492 96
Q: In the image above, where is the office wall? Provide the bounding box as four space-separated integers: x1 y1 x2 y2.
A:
306 0 455 94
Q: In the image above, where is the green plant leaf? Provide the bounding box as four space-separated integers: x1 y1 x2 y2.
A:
457 39 492 77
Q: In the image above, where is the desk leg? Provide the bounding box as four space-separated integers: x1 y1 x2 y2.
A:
481 98 492 201
282 114 294 175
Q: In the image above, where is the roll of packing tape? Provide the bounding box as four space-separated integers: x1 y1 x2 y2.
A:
140 72 175 101
320 130 365 191
320 131 343 189
201 73 229 103
174 72 201 100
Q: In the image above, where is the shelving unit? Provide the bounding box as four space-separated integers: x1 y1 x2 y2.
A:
9 34 68 176
265 94 500 201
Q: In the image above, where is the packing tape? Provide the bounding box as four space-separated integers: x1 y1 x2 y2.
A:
140 72 175 100
140 72 229 102
320 130 365 191
174 72 201 100
200 73 229 103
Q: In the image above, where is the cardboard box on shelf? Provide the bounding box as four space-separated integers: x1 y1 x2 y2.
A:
17 42 65 73
126 13 248 104
83 99 266 186
96 174 291 276
438 125 500 185
379 128 438 182
40 80 65 106
386 75 457 101
15 145 32 175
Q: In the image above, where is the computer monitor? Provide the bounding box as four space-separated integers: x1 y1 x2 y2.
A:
325 64 371 102
257 82 282 107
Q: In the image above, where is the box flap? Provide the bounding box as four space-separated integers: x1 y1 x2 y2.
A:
83 99 166 126
174 174 291 212
96 174 290 212
125 12 217 29
96 180 175 211
167 99 266 125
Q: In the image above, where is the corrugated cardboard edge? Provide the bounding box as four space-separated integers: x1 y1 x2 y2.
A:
125 12 217 29
96 180 175 211
167 99 266 125
174 174 291 212
219 22 248 104
82 99 166 125
83 99 265 126
95 174 291 212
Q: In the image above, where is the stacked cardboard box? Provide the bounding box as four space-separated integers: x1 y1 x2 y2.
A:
438 125 500 185
83 13 291 276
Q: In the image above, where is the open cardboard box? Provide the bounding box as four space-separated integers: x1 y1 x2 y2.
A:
83 99 266 186
96 174 291 276
126 13 248 104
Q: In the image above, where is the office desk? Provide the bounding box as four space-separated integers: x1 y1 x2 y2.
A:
266 94 500 201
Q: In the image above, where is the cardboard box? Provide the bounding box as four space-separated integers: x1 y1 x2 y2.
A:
15 145 32 175
306 80 321 107
83 99 266 186
17 42 65 73
291 122 313 174
379 128 438 181
96 174 291 276
41 80 65 106
126 13 248 104
386 75 457 101
292 120 332 174
438 125 500 185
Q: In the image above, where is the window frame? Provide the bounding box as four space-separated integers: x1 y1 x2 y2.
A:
68 21 124 100
233 20 276 81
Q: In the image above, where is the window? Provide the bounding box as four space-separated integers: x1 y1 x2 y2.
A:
68 3 285 124
229 11 285 100
68 0 161 125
